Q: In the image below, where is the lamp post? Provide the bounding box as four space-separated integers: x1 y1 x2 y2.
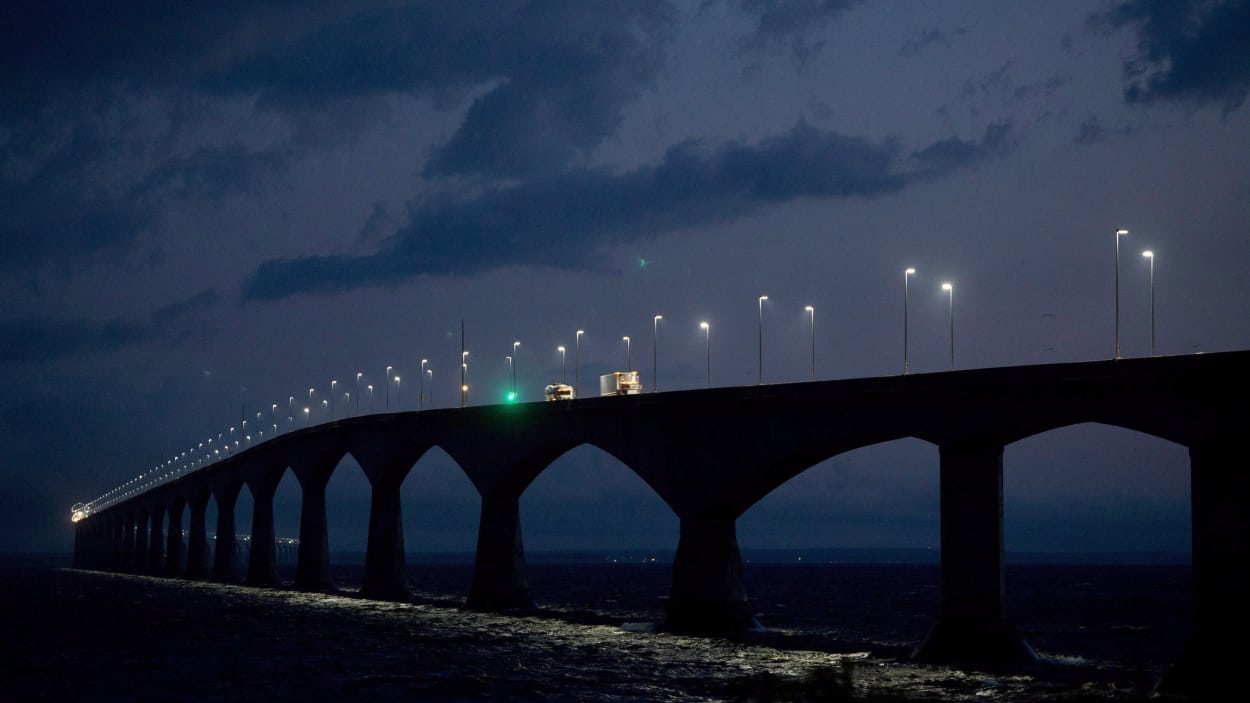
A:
942 282 954 370
288 396 294 428
805 305 815 381
700 322 710 388
758 295 768 384
461 352 468 408
904 267 915 374
652 315 662 392
622 336 631 371
1115 228 1128 359
385 366 393 409
426 369 433 406
558 346 566 384
330 380 337 420
309 388 315 414
506 355 513 396
419 359 427 410
1143 250 1155 356
321 399 328 422
512 341 520 395
394 376 401 409
367 385 373 413
575 330 584 397
355 373 362 416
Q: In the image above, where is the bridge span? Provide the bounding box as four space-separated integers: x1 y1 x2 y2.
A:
73 350 1249 695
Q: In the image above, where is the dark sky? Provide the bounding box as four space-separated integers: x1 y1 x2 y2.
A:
3 0 1247 556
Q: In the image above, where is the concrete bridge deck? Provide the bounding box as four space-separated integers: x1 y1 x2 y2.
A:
73 350 1250 697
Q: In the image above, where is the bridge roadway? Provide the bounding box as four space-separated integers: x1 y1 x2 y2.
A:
73 350 1249 696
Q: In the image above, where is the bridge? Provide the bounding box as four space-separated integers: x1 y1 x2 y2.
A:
72 350 1249 696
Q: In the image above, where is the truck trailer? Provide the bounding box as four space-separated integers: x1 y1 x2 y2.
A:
600 371 641 396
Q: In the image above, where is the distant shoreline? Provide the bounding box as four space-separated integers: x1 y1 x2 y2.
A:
1 548 1191 569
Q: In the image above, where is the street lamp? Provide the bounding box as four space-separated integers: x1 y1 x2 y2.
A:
758 295 768 384
304 407 310 426
805 305 815 382
394 376 401 409
904 267 916 374
557 346 566 384
309 388 315 413
653 315 662 392
330 380 337 420
512 341 521 395
461 352 468 408
322 399 328 421
622 336 631 370
426 369 433 406
700 322 710 388
1115 228 1128 359
420 359 427 410
356 373 362 416
506 355 513 396
385 366 393 409
575 330 584 397
367 384 373 413
942 282 954 371
288 396 294 428
1143 250 1155 356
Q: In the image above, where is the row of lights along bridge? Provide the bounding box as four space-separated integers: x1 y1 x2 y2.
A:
77 229 1159 518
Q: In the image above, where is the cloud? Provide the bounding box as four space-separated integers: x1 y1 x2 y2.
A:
899 27 965 57
1 1 676 270
0 287 219 365
1092 0 1250 113
242 120 1012 302
730 0 862 66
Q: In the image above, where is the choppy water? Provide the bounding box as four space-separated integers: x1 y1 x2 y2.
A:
1 560 1195 701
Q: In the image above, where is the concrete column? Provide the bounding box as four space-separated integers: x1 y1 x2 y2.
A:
468 491 533 610
185 490 211 579
147 504 166 575
246 473 283 587
72 524 85 569
913 444 1036 664
212 484 241 582
132 511 148 575
362 476 409 601
112 519 126 571
165 497 186 578
293 456 338 592
122 515 136 572
664 514 756 634
1158 441 1247 698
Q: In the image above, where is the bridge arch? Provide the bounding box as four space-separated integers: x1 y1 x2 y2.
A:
1002 422 1190 555
522 442 678 554
740 436 940 553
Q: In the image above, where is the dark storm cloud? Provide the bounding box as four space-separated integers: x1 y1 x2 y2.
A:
1093 0 1250 113
242 121 1011 301
730 0 862 65
0 288 219 364
0 318 149 365
1 1 674 269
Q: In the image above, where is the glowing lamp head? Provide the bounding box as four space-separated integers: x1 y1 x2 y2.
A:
941 282 953 291
1142 250 1153 258
905 267 916 275
1116 229 1129 237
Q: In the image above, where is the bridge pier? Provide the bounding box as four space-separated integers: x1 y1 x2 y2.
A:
361 475 410 601
246 469 284 587
132 510 149 575
913 444 1036 665
1158 441 1247 698
212 481 242 582
165 496 186 578
468 491 533 610
293 455 339 592
664 514 757 634
122 514 136 572
147 504 166 575
185 488 211 579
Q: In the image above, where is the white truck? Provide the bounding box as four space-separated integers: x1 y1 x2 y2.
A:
600 371 641 396
544 383 575 401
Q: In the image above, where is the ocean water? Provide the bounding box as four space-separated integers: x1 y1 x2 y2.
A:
1 554 1197 702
